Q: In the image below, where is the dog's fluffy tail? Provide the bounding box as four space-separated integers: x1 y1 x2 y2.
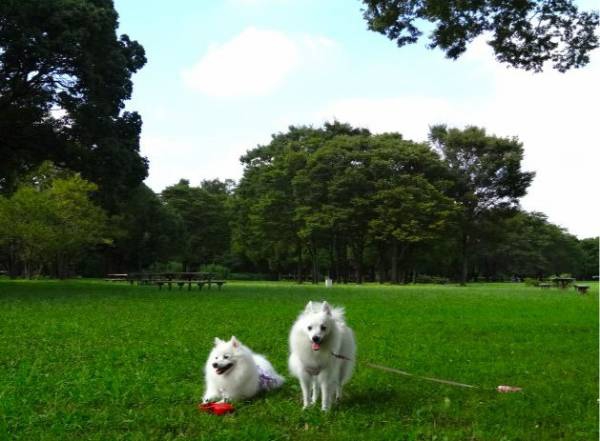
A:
253 354 285 390
331 305 346 324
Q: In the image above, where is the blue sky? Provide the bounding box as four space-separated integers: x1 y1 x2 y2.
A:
114 0 599 238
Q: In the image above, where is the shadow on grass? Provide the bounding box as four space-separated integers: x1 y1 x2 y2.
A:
342 386 432 414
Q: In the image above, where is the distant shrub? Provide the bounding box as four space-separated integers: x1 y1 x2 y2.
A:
415 275 449 284
228 272 273 281
148 261 183 273
523 278 540 286
200 264 230 279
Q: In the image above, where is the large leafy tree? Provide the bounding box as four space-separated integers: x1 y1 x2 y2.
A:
0 163 110 277
106 184 184 273
162 179 233 271
362 0 599 72
0 0 147 208
292 134 375 282
471 209 582 279
430 125 534 284
367 134 456 282
578 237 599 279
234 122 457 283
233 123 366 280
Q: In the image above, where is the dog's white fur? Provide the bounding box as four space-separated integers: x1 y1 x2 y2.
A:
288 301 356 410
203 336 284 402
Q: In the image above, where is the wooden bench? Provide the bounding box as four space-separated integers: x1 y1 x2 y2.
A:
105 273 128 281
574 284 589 294
538 283 551 289
148 278 227 291
210 280 226 290
174 280 195 290
196 280 227 290
104 273 129 282
152 279 172 290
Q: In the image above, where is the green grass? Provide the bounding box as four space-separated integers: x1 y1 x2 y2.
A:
0 280 597 440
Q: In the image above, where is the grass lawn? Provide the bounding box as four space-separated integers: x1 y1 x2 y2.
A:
0 280 597 440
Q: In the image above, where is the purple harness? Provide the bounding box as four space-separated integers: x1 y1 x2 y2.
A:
257 366 279 391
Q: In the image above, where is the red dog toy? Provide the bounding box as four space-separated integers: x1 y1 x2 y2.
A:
198 402 235 415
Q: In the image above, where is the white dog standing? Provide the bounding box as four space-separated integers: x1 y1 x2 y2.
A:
288 301 356 410
203 336 284 402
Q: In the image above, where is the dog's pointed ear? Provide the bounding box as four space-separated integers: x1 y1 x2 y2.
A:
231 336 240 349
305 301 314 312
322 301 332 316
214 337 224 346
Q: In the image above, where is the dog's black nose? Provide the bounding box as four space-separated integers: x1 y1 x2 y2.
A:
312 335 321 343
212 363 218 368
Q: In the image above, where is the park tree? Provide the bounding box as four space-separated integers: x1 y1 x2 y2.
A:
0 0 147 209
234 122 458 283
234 126 328 278
429 125 534 284
105 184 184 273
162 179 233 271
497 211 584 278
578 237 599 279
362 0 599 72
292 134 375 283
367 134 456 282
0 163 110 277
233 123 367 280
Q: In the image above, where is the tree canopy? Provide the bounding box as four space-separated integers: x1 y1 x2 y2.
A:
0 162 110 277
0 123 594 282
0 0 148 208
429 125 535 284
162 179 234 271
234 123 458 283
362 0 600 72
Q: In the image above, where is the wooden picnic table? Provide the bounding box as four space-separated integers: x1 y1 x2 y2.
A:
104 273 129 282
128 272 225 291
573 284 589 294
551 277 575 289
129 272 213 281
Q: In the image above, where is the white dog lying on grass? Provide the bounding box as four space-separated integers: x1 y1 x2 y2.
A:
203 336 284 402
288 301 356 411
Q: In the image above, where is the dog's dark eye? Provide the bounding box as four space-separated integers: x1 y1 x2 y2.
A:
321 325 327 331
224 354 229 359
307 326 312 331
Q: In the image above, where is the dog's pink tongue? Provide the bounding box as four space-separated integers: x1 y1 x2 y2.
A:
311 342 321 351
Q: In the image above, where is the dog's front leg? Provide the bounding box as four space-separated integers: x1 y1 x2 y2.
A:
202 387 219 403
311 378 320 404
335 381 342 402
320 379 333 411
299 373 313 408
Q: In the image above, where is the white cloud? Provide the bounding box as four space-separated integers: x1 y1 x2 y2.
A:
141 133 247 191
182 27 335 97
311 40 600 237
315 97 467 142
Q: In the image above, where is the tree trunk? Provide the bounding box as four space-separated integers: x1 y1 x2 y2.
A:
328 234 335 281
460 232 469 286
296 243 303 283
352 242 364 284
8 242 19 278
310 239 318 284
391 240 398 283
